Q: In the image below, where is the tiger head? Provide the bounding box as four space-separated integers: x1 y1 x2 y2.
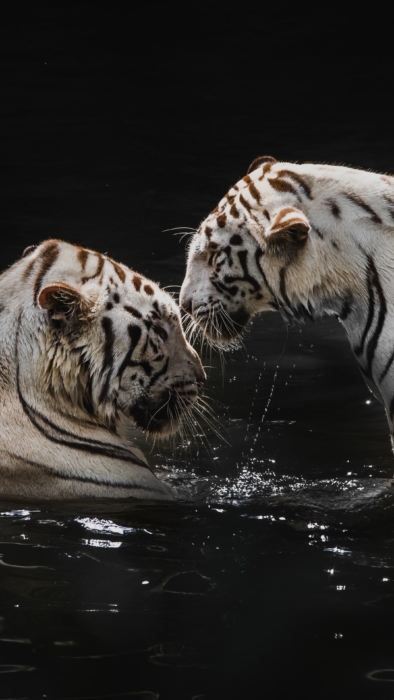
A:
180 156 348 344
15 240 205 437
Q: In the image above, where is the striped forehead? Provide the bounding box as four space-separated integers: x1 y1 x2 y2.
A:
202 164 304 233
195 209 252 251
26 241 176 317
195 166 316 254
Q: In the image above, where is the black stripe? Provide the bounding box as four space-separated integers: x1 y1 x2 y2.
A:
389 395 394 420
101 317 114 373
354 262 375 358
236 250 260 291
16 369 150 470
383 194 394 221
254 249 276 299
353 255 387 379
152 301 162 316
254 249 293 320
339 292 353 321
128 359 153 376
327 199 341 218
149 338 158 353
124 305 142 319
99 316 115 403
312 225 324 239
364 259 387 376
21 396 151 469
211 279 233 296
149 357 169 387
223 246 234 268
276 170 313 199
117 324 142 380
345 193 382 225
14 312 151 472
19 457 160 492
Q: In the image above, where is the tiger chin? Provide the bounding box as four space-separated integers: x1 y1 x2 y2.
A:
0 239 205 500
190 301 251 349
180 155 394 449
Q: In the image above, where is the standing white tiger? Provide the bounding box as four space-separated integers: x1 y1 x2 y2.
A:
180 156 394 444
0 240 205 499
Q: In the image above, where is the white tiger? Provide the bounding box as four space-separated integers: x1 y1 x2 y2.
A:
0 239 205 500
180 156 394 443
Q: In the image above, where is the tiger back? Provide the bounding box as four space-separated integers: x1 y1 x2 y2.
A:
0 240 205 499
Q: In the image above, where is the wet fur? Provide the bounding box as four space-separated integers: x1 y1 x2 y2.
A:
0 240 204 499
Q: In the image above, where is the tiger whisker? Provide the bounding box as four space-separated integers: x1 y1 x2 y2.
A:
162 226 197 233
195 401 225 433
174 390 211 452
174 386 227 447
146 392 172 431
192 404 229 445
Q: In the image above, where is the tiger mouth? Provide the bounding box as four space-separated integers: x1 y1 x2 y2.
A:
129 389 198 436
194 306 250 345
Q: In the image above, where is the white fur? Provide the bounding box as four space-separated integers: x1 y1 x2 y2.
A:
0 240 204 499
181 160 394 440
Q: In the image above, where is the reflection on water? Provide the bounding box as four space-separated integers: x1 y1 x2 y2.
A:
1 468 394 699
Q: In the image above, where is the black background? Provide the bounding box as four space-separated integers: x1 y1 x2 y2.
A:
2 7 393 276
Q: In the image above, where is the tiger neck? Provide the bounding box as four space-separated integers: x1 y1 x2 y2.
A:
338 265 394 427
0 310 141 460
258 170 394 424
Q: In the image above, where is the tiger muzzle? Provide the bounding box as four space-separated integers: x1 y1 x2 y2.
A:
130 386 197 436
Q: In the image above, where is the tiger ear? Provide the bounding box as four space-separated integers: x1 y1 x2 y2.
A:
247 155 277 175
265 207 310 257
38 282 90 321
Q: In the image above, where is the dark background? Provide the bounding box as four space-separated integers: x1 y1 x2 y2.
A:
2 7 394 700
2 7 393 271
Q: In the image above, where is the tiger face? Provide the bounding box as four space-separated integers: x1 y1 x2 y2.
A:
180 156 336 345
180 221 273 346
20 240 205 437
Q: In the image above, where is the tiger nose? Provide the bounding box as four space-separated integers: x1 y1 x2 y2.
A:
180 286 193 315
190 355 206 387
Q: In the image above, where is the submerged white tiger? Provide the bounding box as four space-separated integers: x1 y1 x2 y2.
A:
0 240 205 500
180 156 394 446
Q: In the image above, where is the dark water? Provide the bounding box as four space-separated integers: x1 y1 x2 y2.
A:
2 8 394 699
